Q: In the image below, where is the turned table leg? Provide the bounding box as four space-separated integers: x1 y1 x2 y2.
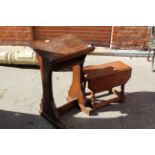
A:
120 84 125 103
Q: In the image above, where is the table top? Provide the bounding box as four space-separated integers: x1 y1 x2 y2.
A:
31 34 95 63
84 61 131 79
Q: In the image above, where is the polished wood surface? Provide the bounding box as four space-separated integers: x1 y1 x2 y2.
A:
32 34 95 128
84 61 131 79
83 61 132 110
84 61 132 92
32 34 93 64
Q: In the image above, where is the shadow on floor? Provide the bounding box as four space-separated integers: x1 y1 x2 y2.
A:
0 110 55 129
0 91 155 129
61 91 155 129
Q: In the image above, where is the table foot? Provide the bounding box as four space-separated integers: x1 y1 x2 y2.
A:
41 112 65 129
78 104 93 115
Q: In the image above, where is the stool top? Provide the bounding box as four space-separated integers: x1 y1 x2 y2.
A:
31 34 95 64
84 61 132 79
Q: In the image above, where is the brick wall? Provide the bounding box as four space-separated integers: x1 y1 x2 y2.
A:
33 26 112 47
111 26 150 50
0 26 151 50
0 26 33 44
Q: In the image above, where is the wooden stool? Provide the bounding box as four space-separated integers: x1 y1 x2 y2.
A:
83 61 132 110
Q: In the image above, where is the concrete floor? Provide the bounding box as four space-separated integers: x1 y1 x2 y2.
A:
0 55 155 129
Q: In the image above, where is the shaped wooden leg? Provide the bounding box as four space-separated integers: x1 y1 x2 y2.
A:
37 56 64 128
67 63 93 115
